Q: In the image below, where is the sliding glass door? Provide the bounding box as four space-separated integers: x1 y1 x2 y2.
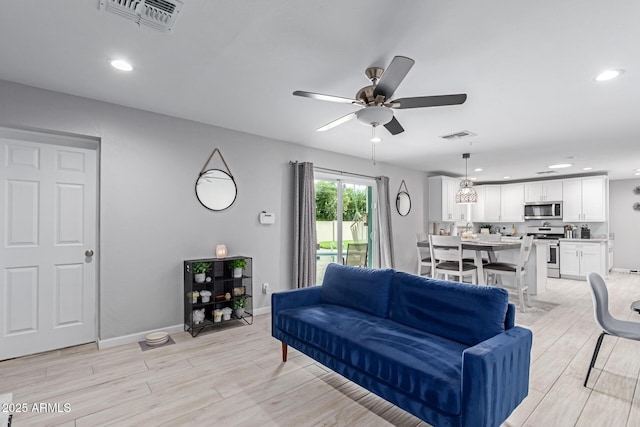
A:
315 176 374 284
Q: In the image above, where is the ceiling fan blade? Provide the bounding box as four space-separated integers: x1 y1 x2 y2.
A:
316 112 357 132
373 56 415 99
384 116 405 135
293 90 359 105
389 94 467 109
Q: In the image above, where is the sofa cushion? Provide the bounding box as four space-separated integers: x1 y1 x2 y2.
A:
276 304 467 415
389 272 509 346
320 263 395 318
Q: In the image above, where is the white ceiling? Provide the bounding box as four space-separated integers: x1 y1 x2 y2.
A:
1 0 638 181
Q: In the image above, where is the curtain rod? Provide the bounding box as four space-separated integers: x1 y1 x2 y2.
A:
289 161 379 180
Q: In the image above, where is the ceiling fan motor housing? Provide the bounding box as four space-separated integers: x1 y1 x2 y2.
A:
356 106 394 126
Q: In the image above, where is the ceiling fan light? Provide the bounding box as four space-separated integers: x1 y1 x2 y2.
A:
356 106 393 126
370 124 382 143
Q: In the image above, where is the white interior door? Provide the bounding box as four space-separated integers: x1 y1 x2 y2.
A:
0 132 97 360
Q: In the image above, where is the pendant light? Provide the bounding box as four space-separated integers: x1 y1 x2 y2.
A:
455 153 478 204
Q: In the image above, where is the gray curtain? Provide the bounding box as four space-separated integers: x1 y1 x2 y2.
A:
292 162 317 287
375 176 395 268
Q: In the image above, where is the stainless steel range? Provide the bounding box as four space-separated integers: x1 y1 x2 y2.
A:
526 226 565 278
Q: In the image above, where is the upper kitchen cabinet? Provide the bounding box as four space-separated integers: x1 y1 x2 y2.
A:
562 176 607 222
524 180 563 202
501 183 525 222
428 176 466 222
472 184 523 223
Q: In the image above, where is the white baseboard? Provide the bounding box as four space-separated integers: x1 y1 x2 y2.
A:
97 324 184 350
253 306 271 316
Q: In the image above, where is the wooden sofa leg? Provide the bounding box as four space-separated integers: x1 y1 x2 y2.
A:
282 342 288 362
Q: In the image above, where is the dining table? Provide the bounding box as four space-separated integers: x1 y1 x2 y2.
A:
417 239 522 285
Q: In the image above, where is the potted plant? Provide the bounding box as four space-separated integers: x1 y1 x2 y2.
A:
229 259 247 278
192 262 211 283
479 224 492 234
233 296 247 318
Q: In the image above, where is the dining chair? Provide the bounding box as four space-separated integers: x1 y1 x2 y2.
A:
483 236 533 312
429 235 478 284
345 243 368 267
416 232 431 276
584 272 640 387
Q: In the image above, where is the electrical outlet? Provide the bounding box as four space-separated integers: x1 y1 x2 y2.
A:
262 283 270 294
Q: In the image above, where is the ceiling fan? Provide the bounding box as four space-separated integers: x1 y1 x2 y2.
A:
293 56 467 137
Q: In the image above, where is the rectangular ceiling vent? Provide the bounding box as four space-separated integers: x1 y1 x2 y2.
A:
99 0 184 32
536 170 558 175
439 130 477 141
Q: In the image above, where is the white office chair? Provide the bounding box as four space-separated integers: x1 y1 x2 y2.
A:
483 236 533 312
584 272 640 387
429 235 478 284
416 232 431 276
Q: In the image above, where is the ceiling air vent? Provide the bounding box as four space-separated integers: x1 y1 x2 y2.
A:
440 130 477 141
536 170 558 175
99 0 184 32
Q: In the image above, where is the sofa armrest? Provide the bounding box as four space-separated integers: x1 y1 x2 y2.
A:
271 286 322 337
461 326 533 427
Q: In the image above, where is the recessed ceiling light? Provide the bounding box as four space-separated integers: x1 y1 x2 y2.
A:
583 167 593 171
474 168 482 172
595 69 624 81
110 59 133 71
548 163 572 169
635 172 640 176
469 177 477 181
636 168 640 172
503 176 511 179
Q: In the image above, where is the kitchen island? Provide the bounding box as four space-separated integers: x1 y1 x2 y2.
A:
419 238 548 294
494 239 548 295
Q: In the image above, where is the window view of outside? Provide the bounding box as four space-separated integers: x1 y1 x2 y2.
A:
315 180 371 284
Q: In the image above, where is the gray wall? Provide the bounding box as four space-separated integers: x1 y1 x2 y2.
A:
610 178 640 270
0 79 426 340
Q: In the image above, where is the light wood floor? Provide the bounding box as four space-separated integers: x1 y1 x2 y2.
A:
3 273 640 426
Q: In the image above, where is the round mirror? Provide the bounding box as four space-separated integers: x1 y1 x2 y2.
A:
396 191 411 216
195 169 237 211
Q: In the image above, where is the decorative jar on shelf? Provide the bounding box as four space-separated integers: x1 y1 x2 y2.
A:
221 307 232 321
213 309 223 323
200 290 212 303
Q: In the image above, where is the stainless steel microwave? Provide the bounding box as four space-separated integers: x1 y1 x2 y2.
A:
524 201 562 220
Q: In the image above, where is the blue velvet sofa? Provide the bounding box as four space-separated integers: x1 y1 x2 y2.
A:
272 263 532 427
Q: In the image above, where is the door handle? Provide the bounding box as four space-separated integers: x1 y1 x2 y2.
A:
85 250 94 257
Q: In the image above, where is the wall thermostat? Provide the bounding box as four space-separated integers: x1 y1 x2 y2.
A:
259 211 275 224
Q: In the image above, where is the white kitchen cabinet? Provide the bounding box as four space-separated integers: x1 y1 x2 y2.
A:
472 185 485 222
500 183 525 222
560 241 606 279
562 177 606 222
471 184 523 223
524 180 563 202
428 176 466 222
471 185 498 222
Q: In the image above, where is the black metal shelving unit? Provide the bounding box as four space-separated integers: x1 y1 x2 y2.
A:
183 256 253 337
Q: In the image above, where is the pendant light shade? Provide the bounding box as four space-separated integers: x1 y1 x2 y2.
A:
455 153 478 204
